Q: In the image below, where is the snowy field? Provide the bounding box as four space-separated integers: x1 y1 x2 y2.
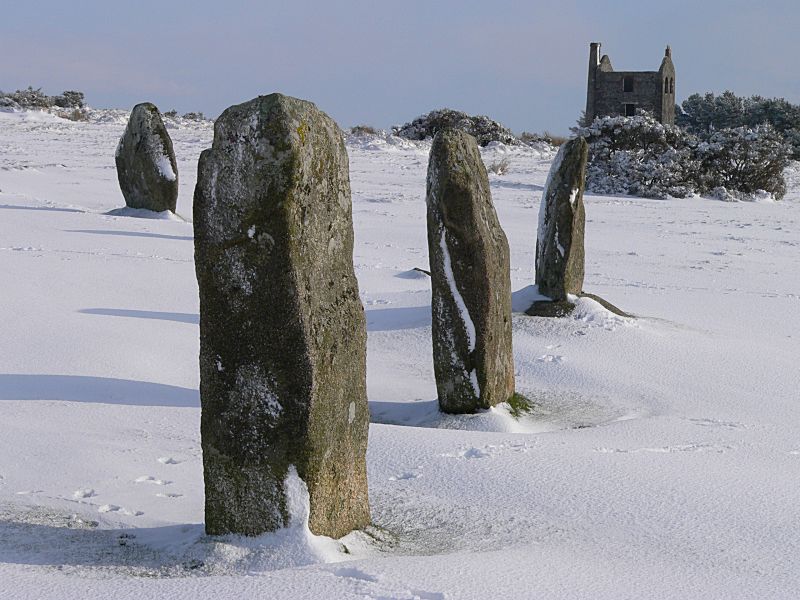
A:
1 109 799 599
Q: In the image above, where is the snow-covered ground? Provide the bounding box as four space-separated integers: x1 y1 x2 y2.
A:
1 109 799 599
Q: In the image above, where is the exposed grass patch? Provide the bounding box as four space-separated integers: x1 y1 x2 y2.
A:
506 392 534 419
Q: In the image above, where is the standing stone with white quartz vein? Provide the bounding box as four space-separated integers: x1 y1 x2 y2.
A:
535 137 588 301
426 128 515 414
193 93 369 538
115 102 178 213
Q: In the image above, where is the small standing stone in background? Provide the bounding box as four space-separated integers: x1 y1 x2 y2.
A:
426 128 515 414
115 102 178 213
194 93 370 538
532 138 588 310
530 137 629 317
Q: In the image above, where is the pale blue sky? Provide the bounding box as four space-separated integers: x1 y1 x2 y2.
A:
2 0 798 134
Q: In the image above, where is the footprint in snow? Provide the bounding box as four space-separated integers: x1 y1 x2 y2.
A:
595 443 732 454
157 456 181 465
389 468 422 481
536 354 565 363
332 566 379 582
442 447 492 459
135 475 171 485
156 492 184 498
688 418 746 430
443 442 534 460
330 567 445 599
98 504 143 516
72 488 97 499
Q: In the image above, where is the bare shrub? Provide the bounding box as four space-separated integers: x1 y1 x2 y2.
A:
62 108 89 122
518 131 543 144
350 124 378 136
542 131 567 146
519 131 566 147
486 157 511 175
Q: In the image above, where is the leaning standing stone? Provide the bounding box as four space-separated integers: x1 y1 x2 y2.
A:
193 93 370 538
426 128 515 414
535 137 588 301
115 102 178 213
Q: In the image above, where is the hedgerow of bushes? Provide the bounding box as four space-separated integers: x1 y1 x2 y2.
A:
574 113 791 200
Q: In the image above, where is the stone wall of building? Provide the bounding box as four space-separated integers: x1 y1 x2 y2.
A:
585 43 675 126
593 71 661 120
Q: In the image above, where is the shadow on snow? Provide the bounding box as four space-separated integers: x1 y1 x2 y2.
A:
66 229 193 241
81 305 431 333
0 374 198 408
79 308 199 324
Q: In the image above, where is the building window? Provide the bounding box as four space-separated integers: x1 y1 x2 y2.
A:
664 79 669 94
670 78 674 94
623 76 634 92
624 103 636 117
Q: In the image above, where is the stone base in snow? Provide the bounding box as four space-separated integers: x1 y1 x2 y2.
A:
526 292 631 318
106 207 185 221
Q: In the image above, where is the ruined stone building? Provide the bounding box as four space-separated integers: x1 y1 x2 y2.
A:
585 42 676 125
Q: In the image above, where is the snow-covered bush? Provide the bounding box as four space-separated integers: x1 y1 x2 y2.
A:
53 91 85 109
575 114 791 200
575 114 697 198
678 91 800 159
694 124 790 199
0 96 21 111
2 86 54 109
393 108 517 147
1 87 85 110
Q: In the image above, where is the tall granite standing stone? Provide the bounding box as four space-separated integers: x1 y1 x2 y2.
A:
115 102 178 213
426 128 515 414
193 93 370 538
535 137 588 301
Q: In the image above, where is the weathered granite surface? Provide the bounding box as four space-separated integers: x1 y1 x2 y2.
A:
426 128 515 414
193 93 369 538
115 102 178 212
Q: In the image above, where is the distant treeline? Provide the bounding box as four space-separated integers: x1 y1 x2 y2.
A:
0 86 85 109
677 91 800 159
